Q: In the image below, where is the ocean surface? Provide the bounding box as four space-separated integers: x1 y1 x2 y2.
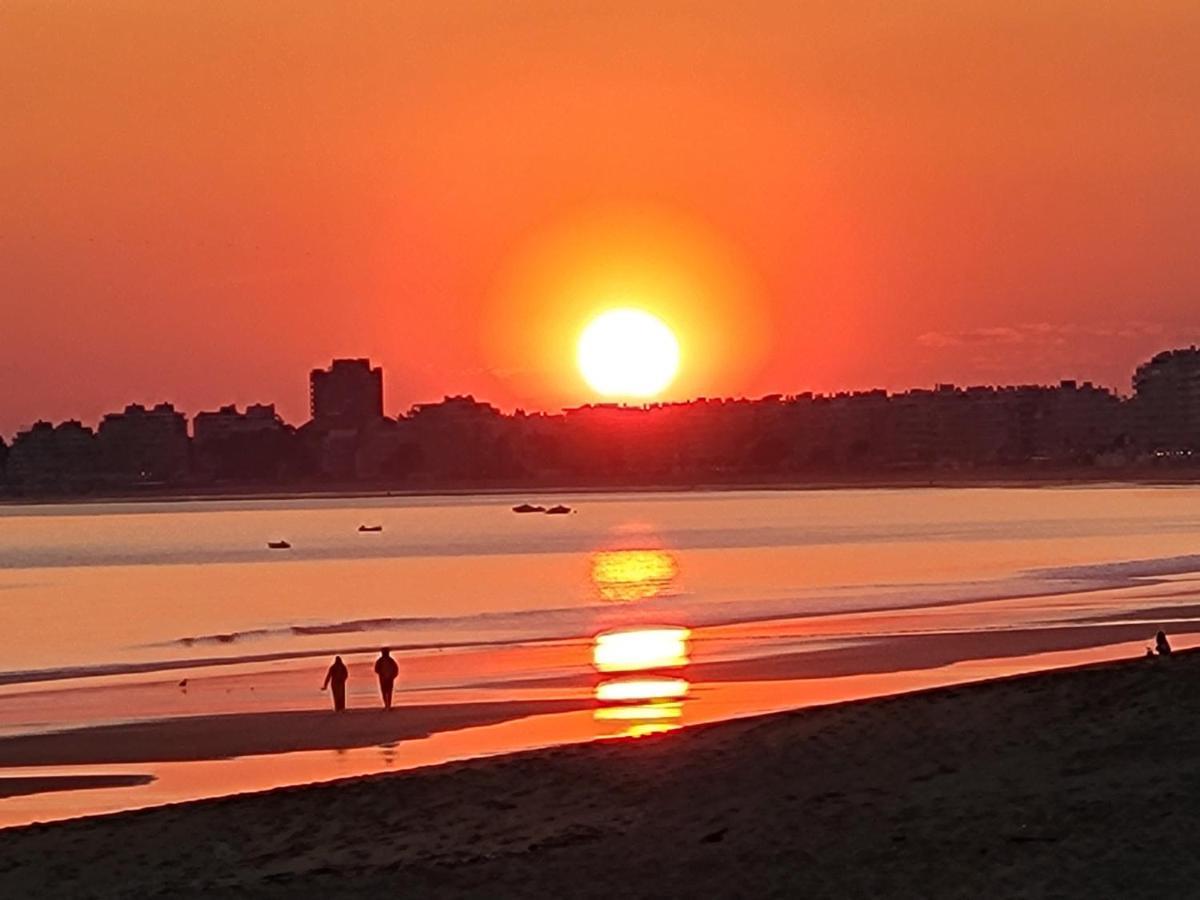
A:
2 486 1200 824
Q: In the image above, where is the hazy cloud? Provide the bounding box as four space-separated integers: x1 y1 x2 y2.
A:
917 321 1169 349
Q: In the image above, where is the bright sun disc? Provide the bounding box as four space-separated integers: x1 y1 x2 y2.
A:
577 308 680 399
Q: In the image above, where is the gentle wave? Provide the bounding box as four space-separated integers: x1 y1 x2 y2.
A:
0 634 579 689
2 553 1195 691
172 552 1200 648
1031 554 1200 581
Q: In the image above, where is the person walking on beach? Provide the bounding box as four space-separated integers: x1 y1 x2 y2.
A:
322 655 349 711
374 648 399 709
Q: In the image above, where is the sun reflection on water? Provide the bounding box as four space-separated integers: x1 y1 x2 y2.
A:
588 541 690 738
593 701 684 721
593 628 690 673
590 548 679 602
591 626 691 739
595 676 689 703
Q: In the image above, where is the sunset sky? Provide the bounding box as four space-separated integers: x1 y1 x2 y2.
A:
3 2 1200 434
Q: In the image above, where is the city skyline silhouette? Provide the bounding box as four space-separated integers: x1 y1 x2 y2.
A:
2 347 1198 496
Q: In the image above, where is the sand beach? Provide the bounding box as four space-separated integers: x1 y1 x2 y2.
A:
0 700 586 767
0 649 1194 897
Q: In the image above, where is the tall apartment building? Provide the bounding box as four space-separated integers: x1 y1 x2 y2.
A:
1133 347 1200 451
309 358 383 427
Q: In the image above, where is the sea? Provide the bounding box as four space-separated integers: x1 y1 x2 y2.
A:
1 485 1199 824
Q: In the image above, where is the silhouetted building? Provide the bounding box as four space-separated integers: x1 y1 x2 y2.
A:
304 425 361 479
1038 380 1126 461
310 359 383 427
6 420 98 493
11 348 1200 495
97 402 189 484
804 390 893 468
507 410 569 478
193 404 295 481
1133 347 1200 453
407 396 512 479
355 417 421 480
193 403 284 444
563 403 688 477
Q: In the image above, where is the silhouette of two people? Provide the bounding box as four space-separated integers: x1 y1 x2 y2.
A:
322 650 400 711
374 648 399 709
322 655 349 711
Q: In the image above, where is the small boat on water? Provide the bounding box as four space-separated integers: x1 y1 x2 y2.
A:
267 540 291 549
358 524 384 532
544 504 572 515
512 503 546 513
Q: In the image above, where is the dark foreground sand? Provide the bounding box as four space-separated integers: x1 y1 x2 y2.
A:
2 651 1196 898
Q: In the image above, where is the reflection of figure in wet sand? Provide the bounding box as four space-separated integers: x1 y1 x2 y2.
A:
321 656 349 711
374 648 399 709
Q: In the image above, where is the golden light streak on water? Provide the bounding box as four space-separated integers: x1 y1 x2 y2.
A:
590 549 679 602
592 626 691 738
592 627 691 672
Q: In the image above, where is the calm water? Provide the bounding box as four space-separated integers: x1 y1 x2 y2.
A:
1 487 1199 675
2 486 1200 824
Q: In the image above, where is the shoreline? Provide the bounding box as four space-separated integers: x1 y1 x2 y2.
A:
3 470 1200 507
0 597 1193 826
1 649 1196 896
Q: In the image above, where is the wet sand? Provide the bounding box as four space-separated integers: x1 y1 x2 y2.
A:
0 774 154 799
0 700 586 766
1 649 1195 897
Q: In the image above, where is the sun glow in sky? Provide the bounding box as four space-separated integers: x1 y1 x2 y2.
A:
577 309 680 400
4 3 1200 431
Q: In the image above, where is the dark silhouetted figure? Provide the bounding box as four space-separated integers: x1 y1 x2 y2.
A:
1156 630 1172 657
374 648 399 709
322 655 349 711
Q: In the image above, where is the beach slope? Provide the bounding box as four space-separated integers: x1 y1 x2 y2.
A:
2 651 1196 897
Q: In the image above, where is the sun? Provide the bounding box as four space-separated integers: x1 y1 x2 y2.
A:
577 308 681 399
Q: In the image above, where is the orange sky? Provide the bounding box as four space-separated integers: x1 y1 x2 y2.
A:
3 2 1200 434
